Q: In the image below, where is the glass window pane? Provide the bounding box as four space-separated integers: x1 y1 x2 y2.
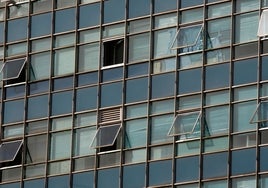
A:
79 3 100 28
124 149 146 164
125 119 147 148
26 120 48 135
56 0 76 8
181 8 203 24
31 13 52 38
231 148 256 175
205 63 229 90
203 152 228 179
235 12 258 43
154 0 177 13
26 135 47 163
7 18 27 42
47 175 69 188
129 33 150 63
180 0 203 8
103 0 125 24
78 72 98 86
179 95 201 110
3 124 23 139
151 73 175 99
79 28 100 43
75 112 97 127
128 18 150 33
55 8 75 33
54 33 75 48
31 38 51 52
48 160 70 175
205 90 229 106
0 140 23 163
154 13 177 29
177 140 200 156
27 95 48 120
203 180 228 188
102 67 123 82
233 132 256 148
24 179 45 188
204 137 229 153
8 2 28 18
150 145 173 160
179 53 202 69
176 156 199 183
78 43 100 72
178 68 201 94
98 168 119 188
232 176 256 188
151 114 173 144
236 0 259 12
51 116 72 131
30 52 51 81
128 0 150 19
76 86 98 112
149 160 172 186
234 85 257 101
29 81 49 95
208 2 231 18
154 28 176 58
54 47 75 76
151 99 174 115
50 131 71 160
127 63 148 77
103 23 125 38
33 0 52 13
206 48 230 65
91 124 120 148
101 82 122 107
73 172 94 188
126 77 148 103
74 127 96 156
51 91 72 116
126 103 147 119
4 99 24 124
1 58 26 80
153 58 176 74
123 164 145 188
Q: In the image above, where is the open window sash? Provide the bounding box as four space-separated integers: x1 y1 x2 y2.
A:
0 140 23 163
90 124 121 148
0 58 26 81
250 100 268 127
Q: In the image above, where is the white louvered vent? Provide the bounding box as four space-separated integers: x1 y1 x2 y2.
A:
99 108 122 124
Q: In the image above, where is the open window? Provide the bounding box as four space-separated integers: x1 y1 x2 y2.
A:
103 39 124 68
168 111 201 140
258 9 268 40
171 24 203 53
0 140 23 167
90 124 121 152
250 100 268 127
0 58 27 85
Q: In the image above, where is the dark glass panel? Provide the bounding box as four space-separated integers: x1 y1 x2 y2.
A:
79 3 100 28
102 67 123 82
53 76 73 90
78 72 98 86
76 86 97 111
233 58 257 85
97 168 119 188
151 73 175 99
31 13 52 38
29 81 49 95
27 95 48 119
24 179 45 188
47 175 69 188
205 63 229 90
6 84 25 99
154 0 177 13
126 77 148 103
149 160 172 186
51 91 72 115
55 8 76 33
178 68 202 94
3 99 24 124
260 146 268 172
262 56 268 81
104 0 125 23
123 164 145 188
176 156 199 182
73 171 94 188
180 0 203 8
101 82 122 107
127 63 148 78
128 0 150 18
7 18 27 42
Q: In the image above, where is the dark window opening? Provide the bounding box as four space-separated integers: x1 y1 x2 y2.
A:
103 39 124 67
0 140 23 167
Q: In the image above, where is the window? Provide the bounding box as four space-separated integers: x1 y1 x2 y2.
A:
250 100 268 126
0 140 23 163
168 111 201 138
0 58 26 82
103 39 124 67
90 124 121 149
171 24 203 53
258 9 268 39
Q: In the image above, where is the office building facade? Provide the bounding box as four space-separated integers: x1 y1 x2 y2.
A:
0 0 267 187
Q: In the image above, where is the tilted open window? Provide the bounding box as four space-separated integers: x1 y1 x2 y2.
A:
168 111 201 140
171 24 203 53
103 39 124 68
250 100 268 127
0 140 23 163
258 9 268 39
0 58 27 84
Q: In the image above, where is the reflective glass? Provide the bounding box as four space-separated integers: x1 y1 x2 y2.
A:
54 33 75 48
203 180 227 188
178 95 201 110
3 124 23 138
154 13 177 29
262 56 268 81
154 28 176 58
51 116 72 131
4 99 24 124
53 76 73 90
73 156 95 171
150 145 173 160
178 68 202 94
233 58 257 85
124 149 146 164
78 43 100 72
127 63 148 77
79 28 100 43
54 8 75 33
29 81 49 95
206 48 230 64
30 52 51 81
236 0 259 12
179 53 202 69
54 47 75 76
151 99 174 115
154 0 177 13
204 137 228 153
27 95 48 120
7 42 27 57
177 140 200 156
79 3 100 28
47 175 69 188
103 0 125 24
102 67 123 82
31 38 51 52
205 90 229 106
0 22 4 44
151 73 175 99
203 152 228 179
74 127 96 156
128 0 150 18
50 131 71 160
101 82 122 107
97 168 119 188
75 112 97 127
24 179 45 188
103 23 125 38
7 18 27 42
151 114 173 144
51 91 72 116
1 58 26 80
129 33 150 62
78 72 98 86
26 135 47 163
26 120 48 135
56 0 76 8
9 3 28 18
181 8 203 24
232 176 256 188
180 0 203 8
76 86 98 111
123 164 145 188
6 84 25 99
126 103 147 119
128 18 150 33
125 118 147 148
153 58 176 73
48 160 70 175
31 13 52 38
205 63 229 90
149 160 172 186
208 2 231 18
232 132 256 148
73 171 94 188
126 77 148 103
176 156 199 182
231 148 256 175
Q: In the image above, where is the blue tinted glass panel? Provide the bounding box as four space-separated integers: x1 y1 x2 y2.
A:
205 63 229 90
48 175 69 188
73 171 94 188
76 86 97 111
98 168 119 188
101 82 122 107
149 160 172 186
24 179 45 188
51 91 72 116
129 0 150 18
154 0 177 13
127 63 148 78
233 58 257 85
4 99 24 124
29 81 49 95
0 183 20 188
7 18 28 42
79 3 100 28
27 95 48 119
203 152 228 179
31 13 52 38
126 77 148 103
262 56 268 81
260 146 268 172
179 68 202 94
55 8 75 33
231 148 256 175
53 76 73 90
123 164 145 188
78 72 98 86
104 0 125 23
151 73 175 99
181 0 203 8
102 67 123 82
6 84 25 99
0 22 4 44
176 156 199 182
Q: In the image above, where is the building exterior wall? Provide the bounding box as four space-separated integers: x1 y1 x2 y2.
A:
0 0 267 187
